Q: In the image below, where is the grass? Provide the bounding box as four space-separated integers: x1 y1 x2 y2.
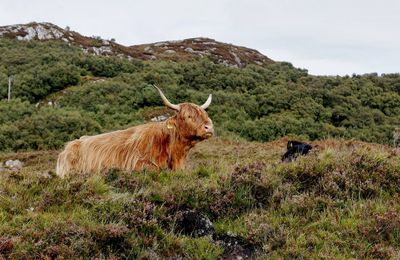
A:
1 137 400 258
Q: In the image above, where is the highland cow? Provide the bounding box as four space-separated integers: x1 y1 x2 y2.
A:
56 86 214 177
282 140 312 162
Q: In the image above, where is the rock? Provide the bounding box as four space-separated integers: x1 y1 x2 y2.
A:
192 37 208 42
184 47 207 56
144 46 153 53
203 41 217 45
185 47 194 53
175 210 215 237
154 42 168 47
173 209 258 258
7 23 65 41
214 233 256 259
4 160 23 171
164 49 176 54
151 115 168 122
168 40 183 44
230 51 242 67
91 46 113 55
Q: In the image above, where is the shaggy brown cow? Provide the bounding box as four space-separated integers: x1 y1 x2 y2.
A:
56 86 214 177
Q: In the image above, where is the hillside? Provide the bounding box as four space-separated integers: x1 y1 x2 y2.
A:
1 138 400 258
0 31 399 151
1 22 400 258
0 22 273 67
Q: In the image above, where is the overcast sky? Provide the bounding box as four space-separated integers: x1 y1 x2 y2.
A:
1 0 399 76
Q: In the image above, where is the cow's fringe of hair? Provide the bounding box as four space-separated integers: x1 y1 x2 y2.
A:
56 122 174 177
56 139 81 178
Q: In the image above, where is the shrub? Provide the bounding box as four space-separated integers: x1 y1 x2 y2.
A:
0 108 101 151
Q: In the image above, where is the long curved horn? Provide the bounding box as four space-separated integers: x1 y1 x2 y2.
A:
200 94 212 109
153 85 180 111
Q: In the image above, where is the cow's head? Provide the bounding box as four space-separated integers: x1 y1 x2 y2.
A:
154 86 214 140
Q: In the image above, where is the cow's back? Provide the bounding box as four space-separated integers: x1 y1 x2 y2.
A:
57 122 170 176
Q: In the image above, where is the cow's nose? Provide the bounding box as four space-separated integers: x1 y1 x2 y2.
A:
205 124 214 133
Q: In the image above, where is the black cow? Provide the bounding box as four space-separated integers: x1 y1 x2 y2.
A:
282 140 312 162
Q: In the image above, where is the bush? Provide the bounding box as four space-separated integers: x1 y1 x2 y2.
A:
0 98 34 124
1 38 400 150
0 107 101 150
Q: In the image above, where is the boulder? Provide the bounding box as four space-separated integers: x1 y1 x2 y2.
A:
4 160 23 171
164 49 176 54
175 210 214 237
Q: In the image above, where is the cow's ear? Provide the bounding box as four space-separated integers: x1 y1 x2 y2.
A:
166 117 176 129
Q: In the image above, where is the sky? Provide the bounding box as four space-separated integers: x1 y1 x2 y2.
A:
1 0 399 76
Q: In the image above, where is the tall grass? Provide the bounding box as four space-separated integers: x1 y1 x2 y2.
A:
1 138 400 258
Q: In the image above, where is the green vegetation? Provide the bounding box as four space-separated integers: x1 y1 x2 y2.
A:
1 37 400 258
1 139 400 258
0 38 400 151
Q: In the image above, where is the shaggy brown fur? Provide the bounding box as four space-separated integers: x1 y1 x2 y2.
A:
56 102 214 177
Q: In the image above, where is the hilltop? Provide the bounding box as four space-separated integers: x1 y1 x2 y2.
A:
0 22 159 61
0 22 273 67
131 37 273 68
